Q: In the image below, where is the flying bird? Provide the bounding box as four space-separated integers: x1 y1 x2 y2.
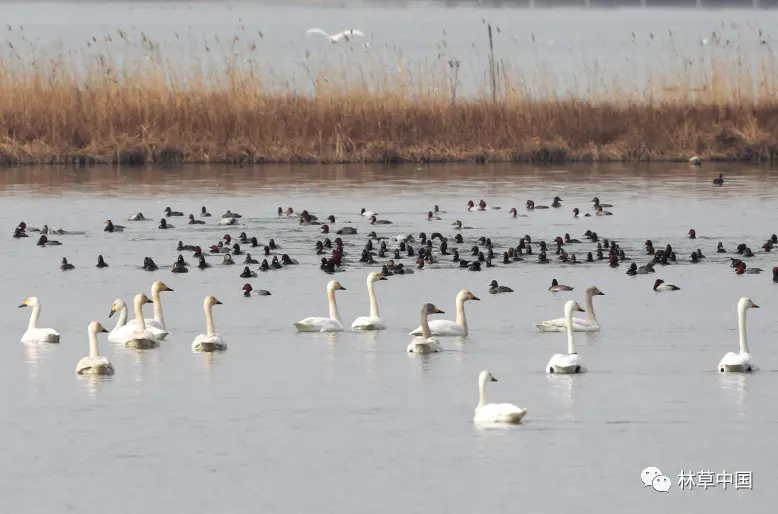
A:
306 28 365 43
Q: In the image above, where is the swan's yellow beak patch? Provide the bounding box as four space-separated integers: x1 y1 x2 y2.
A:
577 305 586 312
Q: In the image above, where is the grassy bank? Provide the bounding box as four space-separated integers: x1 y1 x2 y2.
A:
1 33 777 164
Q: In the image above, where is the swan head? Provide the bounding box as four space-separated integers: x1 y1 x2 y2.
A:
327 280 347 292
564 300 585 316
422 303 444 315
739 297 759 311
587 286 605 296
135 293 153 307
204 296 223 308
152 281 173 294
109 298 126 318
457 289 480 302
368 272 387 283
19 296 40 308
89 321 109 334
478 370 497 385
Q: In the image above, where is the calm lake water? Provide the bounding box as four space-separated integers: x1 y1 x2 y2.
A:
0 163 776 512
3 2 776 95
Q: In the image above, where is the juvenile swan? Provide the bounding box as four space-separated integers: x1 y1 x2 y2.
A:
351 272 388 331
473 370 527 424
192 296 227 352
718 297 759 372
409 289 480 337
19 296 60 343
535 286 605 332
407 303 445 354
546 300 587 374
76 321 114 376
121 294 161 349
294 280 347 332
108 298 169 343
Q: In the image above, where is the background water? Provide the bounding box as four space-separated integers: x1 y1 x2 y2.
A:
2 2 776 95
0 163 777 512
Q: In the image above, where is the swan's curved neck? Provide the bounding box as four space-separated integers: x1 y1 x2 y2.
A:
738 305 750 354
134 299 148 331
566 308 577 355
367 279 380 319
28 304 41 330
455 295 468 335
205 303 216 336
420 309 431 339
152 288 166 328
113 304 128 330
328 289 342 324
584 291 597 323
88 328 100 358
478 376 488 408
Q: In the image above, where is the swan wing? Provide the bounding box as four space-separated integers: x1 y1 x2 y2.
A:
718 352 756 371
407 337 442 353
306 28 330 37
76 356 114 375
294 317 343 332
408 319 463 337
192 332 227 352
142 318 170 339
22 328 60 343
546 353 585 373
352 316 385 331
474 403 527 424
535 316 596 332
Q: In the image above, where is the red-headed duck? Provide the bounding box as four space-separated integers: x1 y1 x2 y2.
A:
243 283 271 296
653 279 680 292
688 229 696 239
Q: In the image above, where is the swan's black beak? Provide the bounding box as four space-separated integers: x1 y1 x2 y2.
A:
491 377 498 382
108 309 115 318
166 287 174 292
378 275 387 281
577 306 586 312
215 300 223 305
18 304 26 308
595 290 605 296
146 299 154 304
471 295 480 301
339 286 347 291
434 308 445 314
100 327 109 333
752 303 760 308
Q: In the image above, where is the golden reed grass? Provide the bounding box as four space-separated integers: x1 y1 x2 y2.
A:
1 29 778 164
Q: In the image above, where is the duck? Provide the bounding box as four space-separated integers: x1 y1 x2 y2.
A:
197 256 211 269
653 279 680 292
368 215 393 225
242 284 271 297
473 370 527 424
452 220 473 230
351 272 389 331
219 217 238 226
407 303 445 354
178 241 196 252
360 208 378 217
240 266 257 278
427 211 442 221
281 254 298 265
591 197 613 208
13 227 28 238
735 263 762 275
718 297 759 372
188 214 206 225
243 253 259 264
37 235 61 246
336 226 358 235
143 257 158 271
551 196 563 208
104 220 125 232
18 297 60 343
164 207 184 217
172 262 188 273
409 289 479 337
293 280 347 332
526 200 548 210
222 254 235 265
713 173 724 185
128 212 146 221
536 286 605 332
508 207 527 218
564 233 581 244
158 219 173 229
96 255 109 268
488 280 513 294
688 228 696 239
112 294 162 349
192 296 227 352
548 279 573 292
75 322 114 376
60 257 75 271
595 205 612 216
546 300 587 374
200 206 212 217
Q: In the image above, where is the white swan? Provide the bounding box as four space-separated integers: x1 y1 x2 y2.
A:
294 280 347 332
351 272 388 331
116 293 160 349
407 303 445 354
75 321 114 376
409 289 480 337
473 370 527 424
108 298 169 343
306 28 365 43
18 296 60 343
130 281 172 338
718 297 759 373
535 286 604 332
546 300 587 374
192 296 227 352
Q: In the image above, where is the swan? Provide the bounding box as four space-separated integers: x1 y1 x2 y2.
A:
307 28 365 43
108 298 169 343
294 280 347 332
130 281 172 338
407 303 445 354
351 272 388 331
409 289 480 337
114 294 161 349
192 296 227 352
75 321 114 376
19 297 60 343
535 286 605 332
546 300 587 374
473 370 527 424
718 297 759 373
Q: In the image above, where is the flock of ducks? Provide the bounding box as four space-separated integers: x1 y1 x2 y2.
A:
13 182 771 425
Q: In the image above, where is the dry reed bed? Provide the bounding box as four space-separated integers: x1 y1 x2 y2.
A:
1 35 778 164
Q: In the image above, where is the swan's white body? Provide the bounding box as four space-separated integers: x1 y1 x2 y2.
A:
352 272 387 331
109 298 169 342
546 301 587 374
129 281 172 339
409 290 479 337
407 304 443 354
76 322 114 376
535 286 604 332
294 280 346 332
718 297 759 373
306 28 365 43
19 297 60 343
473 371 527 424
192 296 226 352
116 294 161 349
